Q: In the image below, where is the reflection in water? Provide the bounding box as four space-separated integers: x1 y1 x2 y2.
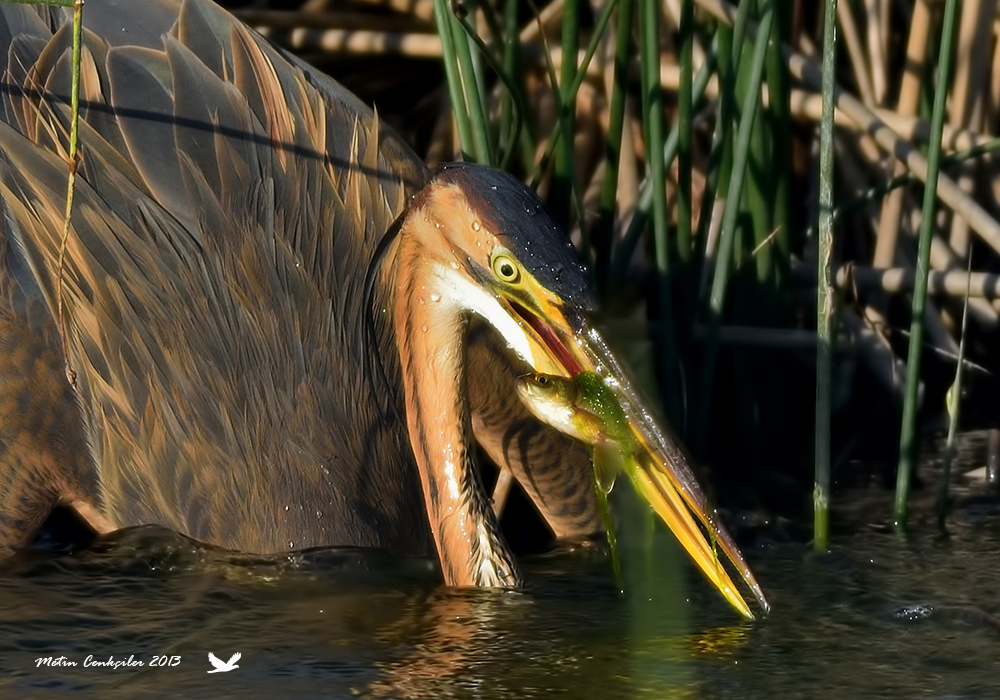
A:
4 465 1000 697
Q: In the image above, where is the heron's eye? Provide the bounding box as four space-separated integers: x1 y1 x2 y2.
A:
491 254 520 283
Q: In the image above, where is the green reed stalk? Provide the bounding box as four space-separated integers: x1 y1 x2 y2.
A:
432 0 476 160
639 0 666 260
448 9 493 164
670 0 697 345
693 25 732 305
814 0 837 553
695 2 773 452
639 0 679 421
677 0 693 264
498 0 515 148
695 12 743 272
551 0 579 225
739 0 780 287
741 27 773 285
763 4 790 288
595 0 634 294
500 0 531 169
895 0 960 531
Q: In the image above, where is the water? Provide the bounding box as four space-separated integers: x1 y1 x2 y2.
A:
3 448 1000 699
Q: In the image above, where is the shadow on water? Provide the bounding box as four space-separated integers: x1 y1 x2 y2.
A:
4 437 1000 699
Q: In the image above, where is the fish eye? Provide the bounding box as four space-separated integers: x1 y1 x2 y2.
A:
491 253 520 283
534 374 549 386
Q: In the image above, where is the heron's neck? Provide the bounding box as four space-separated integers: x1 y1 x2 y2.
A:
393 237 519 587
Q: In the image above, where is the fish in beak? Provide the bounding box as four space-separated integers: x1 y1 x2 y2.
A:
514 369 768 619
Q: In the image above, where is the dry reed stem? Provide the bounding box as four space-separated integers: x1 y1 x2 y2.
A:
837 0 876 106
879 0 891 84
874 0 930 271
617 106 641 235
835 265 1000 300
797 30 818 59
350 0 435 22
924 221 998 327
989 21 1000 209
519 0 563 43
946 0 994 259
865 0 887 104
233 8 432 30
252 27 442 56
951 0 993 135
839 115 887 172
879 112 997 152
842 308 908 398
990 20 1000 127
574 80 605 204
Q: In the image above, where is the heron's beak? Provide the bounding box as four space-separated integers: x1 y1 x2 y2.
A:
501 287 768 619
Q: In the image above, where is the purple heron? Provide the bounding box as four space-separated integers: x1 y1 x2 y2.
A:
0 0 766 615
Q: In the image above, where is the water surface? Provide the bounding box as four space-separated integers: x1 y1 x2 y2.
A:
3 445 1000 699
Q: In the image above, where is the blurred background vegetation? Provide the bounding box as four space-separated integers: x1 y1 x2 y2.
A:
218 0 1000 543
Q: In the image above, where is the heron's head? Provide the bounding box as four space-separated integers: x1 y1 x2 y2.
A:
394 163 594 375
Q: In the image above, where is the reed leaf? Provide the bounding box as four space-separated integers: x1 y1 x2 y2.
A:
448 7 493 164
677 0 694 264
551 0 580 226
432 0 476 160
